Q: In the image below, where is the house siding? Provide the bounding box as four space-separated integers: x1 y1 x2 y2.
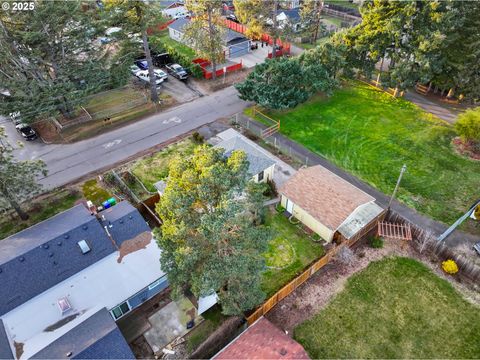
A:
254 164 274 183
280 195 334 242
168 27 183 43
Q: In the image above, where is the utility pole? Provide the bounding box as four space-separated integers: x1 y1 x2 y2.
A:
388 164 407 209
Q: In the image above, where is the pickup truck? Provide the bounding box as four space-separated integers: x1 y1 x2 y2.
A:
165 63 189 81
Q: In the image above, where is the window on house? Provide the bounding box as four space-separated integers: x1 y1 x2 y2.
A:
77 240 91 254
111 301 130 320
257 171 264 182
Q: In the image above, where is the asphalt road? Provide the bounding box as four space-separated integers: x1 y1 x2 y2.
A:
2 86 248 189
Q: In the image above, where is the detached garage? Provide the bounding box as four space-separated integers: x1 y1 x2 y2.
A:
279 165 385 243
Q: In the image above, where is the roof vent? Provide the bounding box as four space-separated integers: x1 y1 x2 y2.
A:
43 244 49 249
82 225 88 230
77 240 91 254
129 215 133 219
279 348 288 356
57 241 63 246
64 234 70 239
19 256 25 262
119 219 124 224
58 297 72 314
66 352 72 358
49 252 54 258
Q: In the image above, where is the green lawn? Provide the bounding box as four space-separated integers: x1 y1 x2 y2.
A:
0 189 82 240
294 257 480 358
130 138 198 192
246 82 480 226
262 210 324 297
81 179 114 206
325 0 359 10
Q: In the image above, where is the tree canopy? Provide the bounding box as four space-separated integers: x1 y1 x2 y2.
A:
0 128 47 220
0 1 111 122
236 54 337 109
154 145 271 315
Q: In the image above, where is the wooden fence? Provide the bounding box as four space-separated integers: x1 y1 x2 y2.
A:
246 210 385 325
252 106 280 138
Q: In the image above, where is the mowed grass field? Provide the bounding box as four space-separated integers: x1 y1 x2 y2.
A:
248 82 480 225
294 257 480 359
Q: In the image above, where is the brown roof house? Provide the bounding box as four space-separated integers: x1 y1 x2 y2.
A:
279 165 385 243
214 317 309 359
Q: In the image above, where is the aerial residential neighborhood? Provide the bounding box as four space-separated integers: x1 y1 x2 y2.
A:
0 0 479 359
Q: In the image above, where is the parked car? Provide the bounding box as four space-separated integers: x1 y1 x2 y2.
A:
135 69 168 86
474 242 480 256
134 59 149 70
15 123 37 141
165 63 189 81
130 64 141 75
226 14 239 23
9 111 22 125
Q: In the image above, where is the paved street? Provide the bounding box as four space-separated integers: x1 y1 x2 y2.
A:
1 86 249 189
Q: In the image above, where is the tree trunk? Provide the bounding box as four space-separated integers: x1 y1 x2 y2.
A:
1 186 29 220
271 0 278 58
376 56 385 87
312 0 324 43
207 9 217 80
142 29 159 103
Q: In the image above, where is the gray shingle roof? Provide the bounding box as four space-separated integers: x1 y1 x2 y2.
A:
31 308 134 359
168 18 247 45
215 136 275 177
337 202 384 239
0 320 13 359
100 201 151 247
0 205 115 316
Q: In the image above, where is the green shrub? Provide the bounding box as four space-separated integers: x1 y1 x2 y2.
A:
192 131 204 144
263 179 278 198
455 107 480 144
369 236 384 248
275 203 286 213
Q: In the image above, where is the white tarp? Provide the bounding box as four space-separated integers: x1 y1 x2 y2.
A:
197 292 218 315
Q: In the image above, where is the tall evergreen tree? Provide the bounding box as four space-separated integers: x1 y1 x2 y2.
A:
0 1 108 123
104 0 163 102
154 145 271 315
0 128 47 220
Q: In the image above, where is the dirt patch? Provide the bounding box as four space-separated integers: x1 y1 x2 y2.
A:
33 120 61 143
117 231 153 263
452 137 480 161
193 68 253 95
266 238 480 334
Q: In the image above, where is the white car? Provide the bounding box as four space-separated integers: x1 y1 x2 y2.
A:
135 69 168 86
130 64 141 75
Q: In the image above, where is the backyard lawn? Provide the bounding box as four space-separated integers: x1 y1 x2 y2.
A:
294 257 480 358
246 82 480 226
130 138 198 192
262 209 324 297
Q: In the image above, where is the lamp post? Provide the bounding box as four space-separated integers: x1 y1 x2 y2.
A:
388 164 407 210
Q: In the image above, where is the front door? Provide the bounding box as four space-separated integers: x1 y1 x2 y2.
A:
286 198 294 214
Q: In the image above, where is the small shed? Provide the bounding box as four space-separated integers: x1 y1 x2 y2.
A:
154 180 167 196
279 165 385 243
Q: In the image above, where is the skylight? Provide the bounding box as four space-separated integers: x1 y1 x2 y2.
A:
77 240 91 254
57 297 72 314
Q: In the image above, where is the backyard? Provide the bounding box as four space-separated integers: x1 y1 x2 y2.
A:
262 209 325 297
246 81 480 227
294 257 480 358
130 137 198 192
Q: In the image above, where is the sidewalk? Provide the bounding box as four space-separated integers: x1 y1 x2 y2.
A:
239 116 478 249
404 90 458 124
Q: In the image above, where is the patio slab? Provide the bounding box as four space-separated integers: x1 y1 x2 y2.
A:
143 297 203 353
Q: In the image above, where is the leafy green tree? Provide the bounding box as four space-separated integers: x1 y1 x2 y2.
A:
0 1 108 123
236 57 336 109
0 128 47 220
104 0 163 102
183 0 225 80
455 108 480 146
154 145 271 315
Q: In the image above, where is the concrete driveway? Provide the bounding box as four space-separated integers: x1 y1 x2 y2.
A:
162 75 201 103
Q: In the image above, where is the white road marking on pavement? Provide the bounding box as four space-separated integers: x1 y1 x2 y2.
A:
102 139 122 149
162 116 182 124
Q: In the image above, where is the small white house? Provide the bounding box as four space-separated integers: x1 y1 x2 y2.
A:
214 135 275 183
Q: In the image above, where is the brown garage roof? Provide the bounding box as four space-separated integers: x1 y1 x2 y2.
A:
214 317 309 359
279 165 375 231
